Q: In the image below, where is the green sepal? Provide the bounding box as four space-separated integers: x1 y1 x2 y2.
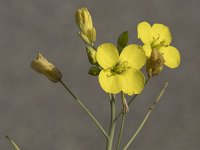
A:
88 66 101 76
86 46 97 65
117 31 129 52
79 32 92 46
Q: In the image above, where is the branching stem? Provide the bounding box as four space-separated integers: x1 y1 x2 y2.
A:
60 80 109 139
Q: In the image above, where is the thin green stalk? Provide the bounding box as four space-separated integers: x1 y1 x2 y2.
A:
123 82 169 150
107 94 116 150
59 80 109 139
116 92 127 150
6 136 21 150
114 78 150 123
116 114 126 150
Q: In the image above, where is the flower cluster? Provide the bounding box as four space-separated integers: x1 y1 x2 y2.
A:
75 8 181 96
31 8 181 96
28 7 181 150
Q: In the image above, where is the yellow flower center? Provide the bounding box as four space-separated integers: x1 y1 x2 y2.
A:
111 61 129 75
151 34 167 49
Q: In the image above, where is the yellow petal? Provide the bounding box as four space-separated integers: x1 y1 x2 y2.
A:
96 43 119 69
119 44 146 69
120 68 145 95
143 44 152 57
98 70 122 94
152 23 172 46
159 46 181 68
137 22 154 45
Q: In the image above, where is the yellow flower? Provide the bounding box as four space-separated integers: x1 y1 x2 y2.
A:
96 43 146 95
137 21 181 69
75 7 96 46
31 53 62 82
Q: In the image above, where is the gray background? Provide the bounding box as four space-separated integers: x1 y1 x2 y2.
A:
0 0 199 149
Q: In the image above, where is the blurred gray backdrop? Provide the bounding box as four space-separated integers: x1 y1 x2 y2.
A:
0 0 199 149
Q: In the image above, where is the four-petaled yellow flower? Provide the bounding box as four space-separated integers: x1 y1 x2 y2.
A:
96 43 146 95
137 21 181 69
75 7 96 46
31 53 62 83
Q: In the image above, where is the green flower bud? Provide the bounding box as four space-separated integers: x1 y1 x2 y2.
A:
88 66 101 76
86 46 97 64
79 32 91 46
75 7 96 46
91 27 96 42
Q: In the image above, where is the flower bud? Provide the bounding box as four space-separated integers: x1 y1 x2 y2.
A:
146 49 165 78
75 7 96 45
88 66 101 76
86 46 97 64
31 53 62 82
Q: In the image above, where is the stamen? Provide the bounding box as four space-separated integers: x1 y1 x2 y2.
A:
110 61 129 74
105 70 114 77
152 34 168 49
123 61 128 66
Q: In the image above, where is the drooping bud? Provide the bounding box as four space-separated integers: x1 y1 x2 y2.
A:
31 53 62 82
86 46 97 64
75 7 96 46
146 49 165 78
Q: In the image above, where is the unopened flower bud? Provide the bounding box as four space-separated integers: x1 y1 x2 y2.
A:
88 66 101 76
86 46 97 64
31 53 62 82
146 49 165 78
75 7 96 45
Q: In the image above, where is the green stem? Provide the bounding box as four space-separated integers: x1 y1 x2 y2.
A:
116 92 127 150
59 80 109 139
123 82 169 150
6 136 21 150
107 94 116 150
114 78 150 123
116 114 126 150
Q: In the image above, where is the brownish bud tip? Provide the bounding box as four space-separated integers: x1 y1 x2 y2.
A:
146 49 165 77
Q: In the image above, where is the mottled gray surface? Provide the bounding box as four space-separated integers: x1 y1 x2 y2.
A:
0 0 199 149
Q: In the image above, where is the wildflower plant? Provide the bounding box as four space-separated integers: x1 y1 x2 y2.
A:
7 7 181 150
